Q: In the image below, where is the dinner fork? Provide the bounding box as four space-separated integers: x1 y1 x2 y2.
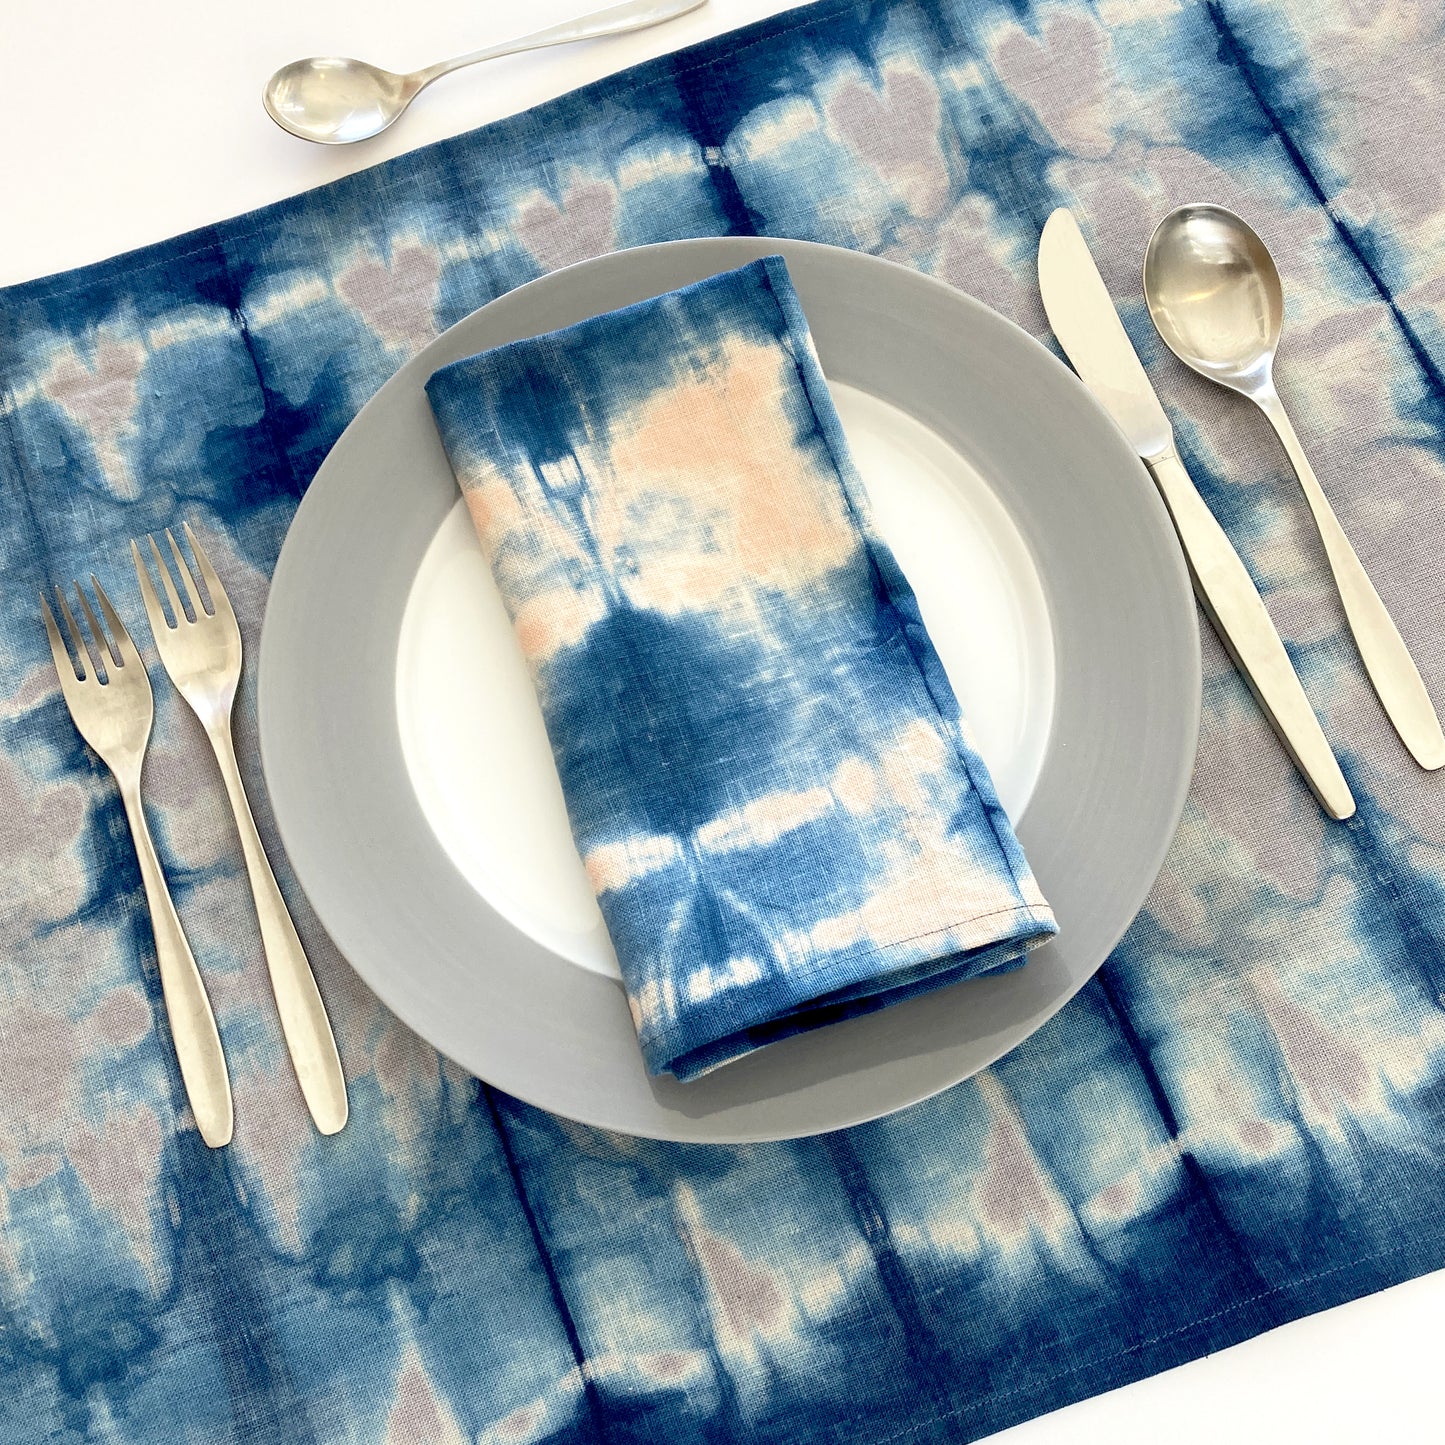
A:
133 524 348 1136
41 580 234 1147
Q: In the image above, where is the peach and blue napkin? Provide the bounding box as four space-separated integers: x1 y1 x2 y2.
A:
424 258 1056 1079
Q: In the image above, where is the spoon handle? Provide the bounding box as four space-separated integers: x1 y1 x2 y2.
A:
414 0 708 86
1255 387 1445 770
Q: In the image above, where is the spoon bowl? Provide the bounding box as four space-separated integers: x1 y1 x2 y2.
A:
263 57 418 145
1143 204 1283 397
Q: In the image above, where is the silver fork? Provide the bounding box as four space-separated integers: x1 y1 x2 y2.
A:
41 579 234 1147
133 524 348 1136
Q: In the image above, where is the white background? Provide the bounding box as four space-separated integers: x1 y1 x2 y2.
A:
2 1 1440 1439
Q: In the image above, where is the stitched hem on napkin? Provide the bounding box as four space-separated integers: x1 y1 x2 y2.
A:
651 900 1058 1081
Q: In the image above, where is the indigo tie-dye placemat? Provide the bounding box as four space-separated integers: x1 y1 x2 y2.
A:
2 1 1443 1440
425 257 1055 1081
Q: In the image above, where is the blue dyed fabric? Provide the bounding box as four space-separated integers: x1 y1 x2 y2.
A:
424 257 1055 1080
2 2 1444 1441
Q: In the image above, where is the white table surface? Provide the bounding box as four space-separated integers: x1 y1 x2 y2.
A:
3 1 1439 1439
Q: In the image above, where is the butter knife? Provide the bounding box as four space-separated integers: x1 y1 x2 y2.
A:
1037 207 1355 820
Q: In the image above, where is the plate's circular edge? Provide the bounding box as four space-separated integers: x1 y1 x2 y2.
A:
258 237 1200 1143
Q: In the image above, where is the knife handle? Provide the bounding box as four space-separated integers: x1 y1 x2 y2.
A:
1146 449 1356 821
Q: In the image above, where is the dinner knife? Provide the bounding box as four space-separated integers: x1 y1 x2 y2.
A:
1037 207 1355 820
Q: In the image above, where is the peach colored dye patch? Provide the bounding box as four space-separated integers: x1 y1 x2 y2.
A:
0 999 86 1135
696 787 834 854
993 12 1117 159
855 851 1013 952
877 721 953 817
0 749 89 930
900 718 949 769
678 1185 790 1349
803 762 1024 953
809 912 865 952
584 835 683 894
512 587 606 664
604 336 857 601
463 477 526 555
832 756 878 814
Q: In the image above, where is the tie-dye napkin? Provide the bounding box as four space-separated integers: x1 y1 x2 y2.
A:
424 257 1056 1081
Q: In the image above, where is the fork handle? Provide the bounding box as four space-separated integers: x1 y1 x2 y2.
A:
206 721 349 1135
119 781 234 1147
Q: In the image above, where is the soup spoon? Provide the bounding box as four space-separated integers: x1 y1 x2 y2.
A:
1144 202 1444 770
264 0 707 145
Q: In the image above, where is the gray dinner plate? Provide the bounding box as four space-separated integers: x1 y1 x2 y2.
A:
258 238 1199 1143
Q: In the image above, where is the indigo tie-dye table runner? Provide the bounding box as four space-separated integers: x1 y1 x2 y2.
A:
3 1 1444 1440
425 258 1055 1081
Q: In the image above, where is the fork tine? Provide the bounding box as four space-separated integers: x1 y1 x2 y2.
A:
54 585 96 679
73 582 116 673
165 528 205 619
146 534 186 628
92 575 143 669
182 521 229 620
131 538 169 639
41 591 83 684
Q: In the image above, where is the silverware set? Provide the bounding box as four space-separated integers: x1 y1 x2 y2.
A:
42 523 347 1146
1039 205 1443 819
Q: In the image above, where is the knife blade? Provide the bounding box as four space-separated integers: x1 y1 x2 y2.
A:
1037 207 1355 820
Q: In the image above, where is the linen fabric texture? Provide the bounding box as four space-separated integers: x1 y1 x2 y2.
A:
425 257 1055 1079
3 1 1445 1442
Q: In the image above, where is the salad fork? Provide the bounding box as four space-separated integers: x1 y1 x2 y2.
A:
133 525 348 1136
41 579 234 1147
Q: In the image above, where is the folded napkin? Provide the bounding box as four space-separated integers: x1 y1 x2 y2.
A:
424 257 1056 1081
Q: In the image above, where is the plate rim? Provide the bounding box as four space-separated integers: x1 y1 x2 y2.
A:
259 237 1199 1142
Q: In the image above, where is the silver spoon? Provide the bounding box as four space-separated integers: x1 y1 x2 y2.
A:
1144 202 1445 771
264 0 708 145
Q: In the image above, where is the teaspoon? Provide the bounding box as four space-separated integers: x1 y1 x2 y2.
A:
1144 202 1445 770
264 0 708 145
